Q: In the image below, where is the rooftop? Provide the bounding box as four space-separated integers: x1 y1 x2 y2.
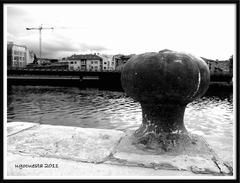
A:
68 54 102 60
7 41 27 49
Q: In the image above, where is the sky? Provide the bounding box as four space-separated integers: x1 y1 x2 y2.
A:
5 4 236 60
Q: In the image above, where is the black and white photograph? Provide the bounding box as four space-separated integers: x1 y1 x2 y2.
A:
3 2 237 179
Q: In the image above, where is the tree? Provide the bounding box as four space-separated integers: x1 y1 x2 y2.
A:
33 54 38 64
229 55 233 73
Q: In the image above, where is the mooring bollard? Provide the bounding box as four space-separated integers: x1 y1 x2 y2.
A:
121 49 210 151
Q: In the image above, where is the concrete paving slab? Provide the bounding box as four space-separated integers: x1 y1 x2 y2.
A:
6 152 201 177
7 122 40 136
8 123 125 163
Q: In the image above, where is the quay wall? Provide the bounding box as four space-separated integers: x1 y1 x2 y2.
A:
7 69 233 91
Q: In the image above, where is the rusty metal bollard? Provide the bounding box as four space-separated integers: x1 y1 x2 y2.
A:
121 49 210 151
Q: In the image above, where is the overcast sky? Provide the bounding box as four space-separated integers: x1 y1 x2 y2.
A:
5 4 235 60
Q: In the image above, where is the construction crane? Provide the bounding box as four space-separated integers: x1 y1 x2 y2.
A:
26 24 54 61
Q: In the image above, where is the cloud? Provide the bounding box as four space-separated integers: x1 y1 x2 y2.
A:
6 5 235 60
30 35 108 58
39 42 108 58
78 43 108 52
7 24 108 58
7 7 26 17
7 7 35 34
7 32 18 43
21 41 108 59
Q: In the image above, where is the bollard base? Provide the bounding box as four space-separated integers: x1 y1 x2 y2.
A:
133 131 218 157
133 131 197 154
116 130 217 157
111 130 232 175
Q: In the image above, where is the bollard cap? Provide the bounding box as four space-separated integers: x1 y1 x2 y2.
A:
121 50 210 104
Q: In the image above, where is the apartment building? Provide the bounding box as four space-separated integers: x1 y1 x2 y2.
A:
201 57 231 74
113 54 134 71
7 42 31 68
99 54 115 71
67 54 103 71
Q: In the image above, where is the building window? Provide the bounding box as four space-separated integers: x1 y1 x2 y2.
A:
81 60 86 64
75 61 77 64
95 61 98 64
70 61 73 64
104 67 106 69
112 62 114 66
91 61 93 64
104 62 107 64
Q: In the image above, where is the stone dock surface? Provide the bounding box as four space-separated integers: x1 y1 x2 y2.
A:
5 122 234 178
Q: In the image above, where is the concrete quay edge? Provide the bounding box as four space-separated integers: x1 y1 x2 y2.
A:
6 122 233 178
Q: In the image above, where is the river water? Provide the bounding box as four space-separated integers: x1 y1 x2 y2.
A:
7 85 234 164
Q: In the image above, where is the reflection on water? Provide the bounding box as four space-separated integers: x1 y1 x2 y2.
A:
7 85 233 164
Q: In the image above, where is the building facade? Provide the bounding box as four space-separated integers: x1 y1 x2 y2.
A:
7 42 28 68
67 54 103 71
69 60 81 70
99 54 115 71
113 54 134 71
7 42 35 68
201 57 231 74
